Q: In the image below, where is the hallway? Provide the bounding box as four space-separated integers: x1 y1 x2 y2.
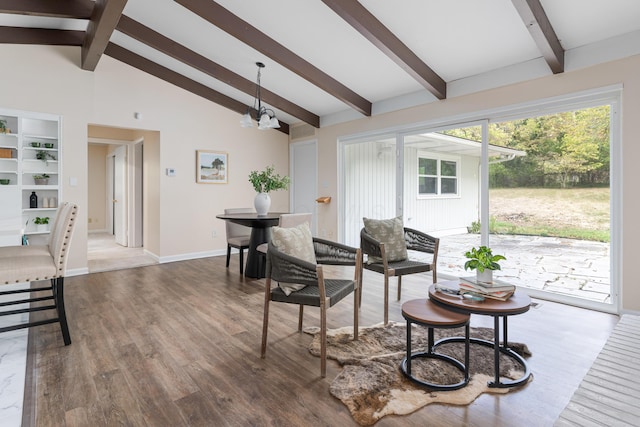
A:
88 232 157 273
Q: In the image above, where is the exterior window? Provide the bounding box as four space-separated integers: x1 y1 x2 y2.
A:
418 155 459 197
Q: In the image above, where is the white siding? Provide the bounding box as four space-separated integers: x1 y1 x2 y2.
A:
343 141 396 247
403 146 480 235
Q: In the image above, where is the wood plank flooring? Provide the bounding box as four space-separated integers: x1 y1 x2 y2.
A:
24 256 619 426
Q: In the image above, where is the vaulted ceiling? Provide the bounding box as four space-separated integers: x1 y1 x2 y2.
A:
1 0 640 134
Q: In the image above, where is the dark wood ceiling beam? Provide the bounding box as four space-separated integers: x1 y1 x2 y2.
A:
321 0 446 99
0 0 94 19
174 0 372 117
0 26 84 45
116 15 319 128
81 0 127 71
104 43 289 135
511 0 564 74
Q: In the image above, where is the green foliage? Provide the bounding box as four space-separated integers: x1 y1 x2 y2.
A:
248 165 290 193
33 174 50 180
0 119 6 131
444 105 611 189
34 216 49 225
464 246 506 272
36 150 56 164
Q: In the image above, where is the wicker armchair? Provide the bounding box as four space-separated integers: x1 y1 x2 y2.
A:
261 238 361 377
360 227 439 325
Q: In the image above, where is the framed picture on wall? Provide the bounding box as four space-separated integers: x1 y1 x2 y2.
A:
196 150 228 184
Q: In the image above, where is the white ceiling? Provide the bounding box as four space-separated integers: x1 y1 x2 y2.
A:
1 0 640 130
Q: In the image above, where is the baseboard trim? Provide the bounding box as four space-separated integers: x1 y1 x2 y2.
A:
158 249 225 264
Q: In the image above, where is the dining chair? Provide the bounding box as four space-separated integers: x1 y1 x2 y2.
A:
261 222 361 377
0 202 78 345
224 207 254 274
360 217 439 325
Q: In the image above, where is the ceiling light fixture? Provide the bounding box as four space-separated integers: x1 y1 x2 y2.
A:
240 62 280 130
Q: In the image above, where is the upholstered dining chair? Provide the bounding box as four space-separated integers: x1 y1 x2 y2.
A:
0 202 78 345
261 222 360 377
224 207 254 274
360 217 439 325
256 212 312 269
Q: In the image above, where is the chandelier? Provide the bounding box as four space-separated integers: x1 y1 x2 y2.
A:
240 62 280 130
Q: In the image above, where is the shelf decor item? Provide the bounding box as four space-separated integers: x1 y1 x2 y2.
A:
33 174 50 185
31 142 41 148
0 178 10 185
248 165 290 215
463 245 506 283
30 191 38 208
44 143 55 149
36 150 56 165
34 216 50 232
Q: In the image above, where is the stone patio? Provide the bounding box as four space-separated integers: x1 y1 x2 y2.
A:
433 233 611 303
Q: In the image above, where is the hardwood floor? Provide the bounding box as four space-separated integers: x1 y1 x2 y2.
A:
25 256 619 426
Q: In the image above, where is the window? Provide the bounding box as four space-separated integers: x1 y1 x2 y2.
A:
418 154 459 197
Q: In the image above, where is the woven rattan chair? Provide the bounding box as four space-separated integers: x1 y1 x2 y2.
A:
224 207 253 274
256 212 312 270
360 227 439 325
261 238 361 377
0 202 78 345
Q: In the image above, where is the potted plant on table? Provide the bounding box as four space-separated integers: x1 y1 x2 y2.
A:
248 165 290 215
34 216 50 232
464 246 506 283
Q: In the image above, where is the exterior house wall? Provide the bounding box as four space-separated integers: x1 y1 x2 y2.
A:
403 146 480 235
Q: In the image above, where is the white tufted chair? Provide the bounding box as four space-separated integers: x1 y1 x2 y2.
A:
0 202 78 345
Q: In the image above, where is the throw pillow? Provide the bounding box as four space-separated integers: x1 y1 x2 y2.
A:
363 216 408 264
271 222 316 295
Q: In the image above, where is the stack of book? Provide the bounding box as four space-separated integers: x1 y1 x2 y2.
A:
458 276 516 301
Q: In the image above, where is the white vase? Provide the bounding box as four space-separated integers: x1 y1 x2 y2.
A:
36 224 48 233
254 192 271 216
476 269 493 284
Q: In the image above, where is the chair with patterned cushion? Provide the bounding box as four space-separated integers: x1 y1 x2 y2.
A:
261 222 360 377
360 217 439 325
256 212 312 270
0 202 78 345
224 207 253 274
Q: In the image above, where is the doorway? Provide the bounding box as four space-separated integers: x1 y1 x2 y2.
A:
87 132 154 272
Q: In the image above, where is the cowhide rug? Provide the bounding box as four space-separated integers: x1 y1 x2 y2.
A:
305 322 532 426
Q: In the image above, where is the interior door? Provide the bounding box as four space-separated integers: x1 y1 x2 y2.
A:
113 145 127 246
290 140 317 235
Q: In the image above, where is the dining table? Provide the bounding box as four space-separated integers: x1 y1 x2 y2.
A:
216 212 285 278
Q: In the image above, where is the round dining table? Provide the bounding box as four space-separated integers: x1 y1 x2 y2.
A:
216 212 285 278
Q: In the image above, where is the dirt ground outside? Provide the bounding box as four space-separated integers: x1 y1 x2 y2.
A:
489 187 610 239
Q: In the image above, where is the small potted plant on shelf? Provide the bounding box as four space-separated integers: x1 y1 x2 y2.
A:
464 246 506 283
33 174 50 185
0 119 7 133
36 150 56 165
248 165 290 215
34 216 50 232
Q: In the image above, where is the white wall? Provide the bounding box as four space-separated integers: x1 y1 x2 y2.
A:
0 44 290 271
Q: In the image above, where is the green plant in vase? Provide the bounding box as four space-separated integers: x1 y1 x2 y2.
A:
248 165 290 215
36 150 56 165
